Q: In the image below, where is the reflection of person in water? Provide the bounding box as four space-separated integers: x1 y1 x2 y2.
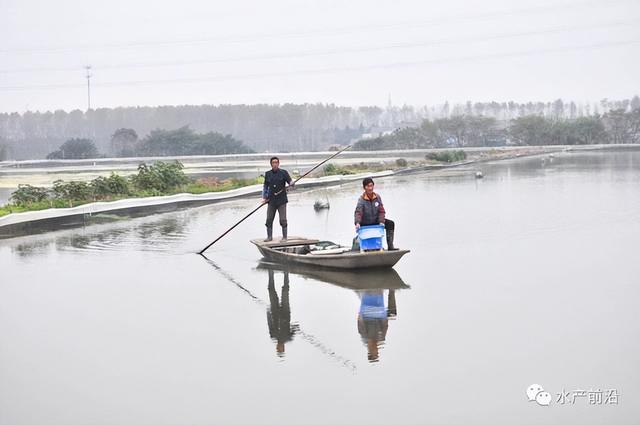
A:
267 270 297 356
357 289 397 362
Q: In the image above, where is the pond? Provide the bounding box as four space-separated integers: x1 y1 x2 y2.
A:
1 150 639 424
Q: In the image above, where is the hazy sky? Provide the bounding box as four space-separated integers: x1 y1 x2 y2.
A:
1 0 639 113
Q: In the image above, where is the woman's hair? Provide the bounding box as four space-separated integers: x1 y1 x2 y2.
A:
362 177 374 188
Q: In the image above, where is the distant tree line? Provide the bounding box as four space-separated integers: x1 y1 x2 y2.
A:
354 108 640 150
1 97 638 159
44 126 253 159
110 126 254 157
0 104 389 159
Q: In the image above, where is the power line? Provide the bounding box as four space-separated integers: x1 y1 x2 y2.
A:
0 38 637 92
0 0 635 55
1 18 638 75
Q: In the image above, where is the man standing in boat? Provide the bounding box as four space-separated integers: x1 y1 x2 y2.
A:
262 156 294 241
354 177 396 250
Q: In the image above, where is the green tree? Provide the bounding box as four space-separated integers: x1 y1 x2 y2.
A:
603 109 635 144
435 116 468 147
391 127 430 149
110 128 138 157
465 116 500 146
628 109 640 143
47 138 99 159
195 132 253 155
419 120 440 146
570 117 607 144
138 126 199 156
509 116 553 145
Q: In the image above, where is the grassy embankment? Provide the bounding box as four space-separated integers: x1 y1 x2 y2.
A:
0 162 263 218
0 149 495 217
321 150 468 176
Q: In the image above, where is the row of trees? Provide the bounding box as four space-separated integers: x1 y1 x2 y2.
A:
354 109 640 150
439 97 640 121
44 127 253 159
2 97 639 159
110 126 253 157
0 104 380 159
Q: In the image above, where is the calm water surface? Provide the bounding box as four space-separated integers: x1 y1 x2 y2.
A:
1 151 639 425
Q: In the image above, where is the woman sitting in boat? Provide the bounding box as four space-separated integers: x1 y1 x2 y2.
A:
354 177 397 250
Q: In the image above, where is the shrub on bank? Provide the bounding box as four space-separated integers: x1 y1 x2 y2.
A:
323 163 356 175
9 184 49 207
425 150 467 163
91 173 130 197
130 161 189 192
52 180 92 204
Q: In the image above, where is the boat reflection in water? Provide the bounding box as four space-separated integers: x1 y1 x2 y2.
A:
259 262 410 363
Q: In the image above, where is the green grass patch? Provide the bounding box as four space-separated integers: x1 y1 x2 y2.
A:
179 176 263 194
322 161 409 176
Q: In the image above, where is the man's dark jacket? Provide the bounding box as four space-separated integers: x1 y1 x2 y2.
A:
263 168 292 207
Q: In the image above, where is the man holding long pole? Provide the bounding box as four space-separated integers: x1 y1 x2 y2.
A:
262 156 294 242
198 145 350 255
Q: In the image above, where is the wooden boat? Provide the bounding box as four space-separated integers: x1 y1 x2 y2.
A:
250 237 410 270
257 260 410 290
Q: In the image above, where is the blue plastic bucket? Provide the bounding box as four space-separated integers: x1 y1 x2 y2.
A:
358 224 385 250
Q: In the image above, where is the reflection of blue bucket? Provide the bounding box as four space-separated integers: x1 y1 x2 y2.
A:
358 224 385 250
360 292 386 318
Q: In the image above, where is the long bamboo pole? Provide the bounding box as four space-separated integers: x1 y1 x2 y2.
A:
198 145 351 254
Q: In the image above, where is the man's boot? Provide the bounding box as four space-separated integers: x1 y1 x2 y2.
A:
281 226 288 241
386 229 398 250
264 226 273 242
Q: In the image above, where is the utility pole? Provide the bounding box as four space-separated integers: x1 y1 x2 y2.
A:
85 65 92 111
